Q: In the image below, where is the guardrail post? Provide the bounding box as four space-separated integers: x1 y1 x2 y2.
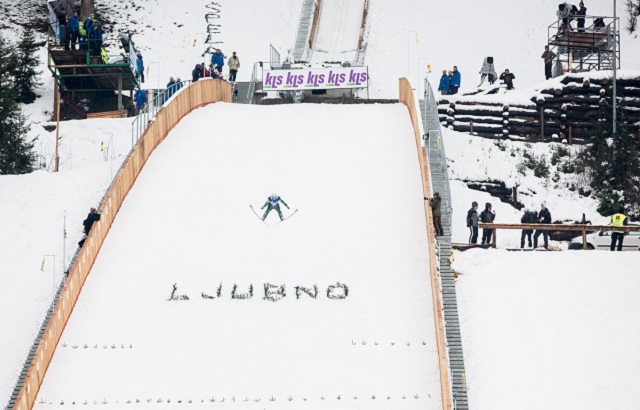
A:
492 229 497 249
582 228 587 249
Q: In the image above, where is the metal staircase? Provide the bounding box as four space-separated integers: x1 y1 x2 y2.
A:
232 82 252 104
420 80 469 410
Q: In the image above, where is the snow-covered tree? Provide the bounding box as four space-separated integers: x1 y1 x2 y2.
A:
14 29 42 104
626 0 640 35
0 35 35 175
585 94 640 217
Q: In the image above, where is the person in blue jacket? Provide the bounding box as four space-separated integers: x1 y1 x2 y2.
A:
450 65 461 95
175 77 183 91
84 14 94 48
68 11 79 50
211 49 225 76
135 51 145 83
163 77 176 104
134 88 147 115
438 70 450 95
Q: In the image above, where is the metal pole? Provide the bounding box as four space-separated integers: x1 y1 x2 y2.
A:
62 211 66 274
613 0 617 134
54 80 61 172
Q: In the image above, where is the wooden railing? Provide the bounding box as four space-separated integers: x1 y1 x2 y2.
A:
308 0 322 49
479 223 640 249
11 79 232 410
399 78 451 410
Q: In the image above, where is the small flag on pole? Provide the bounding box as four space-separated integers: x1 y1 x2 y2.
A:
415 33 420 45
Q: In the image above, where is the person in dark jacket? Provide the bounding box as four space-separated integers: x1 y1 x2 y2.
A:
533 202 552 249
467 201 479 243
610 207 628 251
480 202 496 245
134 88 147 115
499 69 516 90
91 21 103 55
78 208 101 247
68 11 79 50
211 49 225 76
427 192 444 236
192 64 202 82
576 2 587 32
520 208 538 248
175 77 183 90
57 7 68 49
450 66 461 94
541 46 556 80
438 70 450 95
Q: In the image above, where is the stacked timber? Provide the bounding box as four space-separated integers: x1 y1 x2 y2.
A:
437 74 640 144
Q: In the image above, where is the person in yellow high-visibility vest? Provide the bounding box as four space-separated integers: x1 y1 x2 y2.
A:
610 207 628 251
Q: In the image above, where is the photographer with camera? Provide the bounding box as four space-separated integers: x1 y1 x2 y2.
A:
77 207 101 248
425 192 444 237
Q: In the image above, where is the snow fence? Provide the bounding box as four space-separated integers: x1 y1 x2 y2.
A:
399 78 451 410
10 79 232 410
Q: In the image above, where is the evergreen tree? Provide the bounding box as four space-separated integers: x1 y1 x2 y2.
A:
625 0 640 35
585 92 640 217
14 29 42 104
0 35 36 175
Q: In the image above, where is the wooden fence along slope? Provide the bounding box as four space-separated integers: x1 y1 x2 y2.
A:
12 80 232 410
399 78 452 410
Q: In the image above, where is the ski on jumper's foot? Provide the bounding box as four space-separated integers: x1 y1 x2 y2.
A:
249 204 269 226
273 209 299 225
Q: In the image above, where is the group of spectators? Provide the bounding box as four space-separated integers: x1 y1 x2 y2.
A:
56 8 104 58
192 49 241 82
437 66 461 95
466 201 551 249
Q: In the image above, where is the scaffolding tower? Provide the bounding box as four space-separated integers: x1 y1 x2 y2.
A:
548 14 620 75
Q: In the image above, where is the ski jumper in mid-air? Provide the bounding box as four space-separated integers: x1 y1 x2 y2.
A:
262 194 289 221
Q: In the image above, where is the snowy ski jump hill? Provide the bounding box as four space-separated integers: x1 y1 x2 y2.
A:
28 101 444 409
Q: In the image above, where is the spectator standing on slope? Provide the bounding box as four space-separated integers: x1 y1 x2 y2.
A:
480 202 496 245
78 207 101 248
68 11 79 50
57 7 68 50
610 207 628 251
541 45 556 80
134 88 147 115
192 64 202 82
427 192 444 236
175 77 183 90
450 66 461 95
466 201 479 244
228 51 240 82
576 2 587 32
500 69 516 90
136 51 145 83
533 202 552 249
438 70 450 95
211 49 225 76
520 207 537 248
164 77 176 103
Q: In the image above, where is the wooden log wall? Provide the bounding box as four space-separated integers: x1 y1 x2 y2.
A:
11 79 232 410
438 74 640 144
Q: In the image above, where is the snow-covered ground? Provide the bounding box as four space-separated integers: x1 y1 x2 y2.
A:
33 103 443 409
454 249 640 410
0 118 133 405
443 128 609 247
310 0 365 65
2 0 640 407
